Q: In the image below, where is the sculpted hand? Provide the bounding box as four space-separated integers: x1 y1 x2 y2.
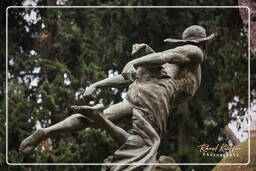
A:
83 85 96 100
131 43 146 55
122 62 137 81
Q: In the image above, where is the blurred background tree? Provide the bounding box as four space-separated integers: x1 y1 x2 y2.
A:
1 0 255 171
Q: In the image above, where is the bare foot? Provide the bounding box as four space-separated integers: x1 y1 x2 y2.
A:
19 128 47 155
71 104 105 122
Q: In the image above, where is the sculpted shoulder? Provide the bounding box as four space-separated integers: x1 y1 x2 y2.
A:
174 44 204 64
161 44 204 64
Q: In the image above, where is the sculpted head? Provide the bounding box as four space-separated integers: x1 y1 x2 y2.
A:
164 25 214 45
182 25 207 41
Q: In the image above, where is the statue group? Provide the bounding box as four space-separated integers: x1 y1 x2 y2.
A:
20 25 214 171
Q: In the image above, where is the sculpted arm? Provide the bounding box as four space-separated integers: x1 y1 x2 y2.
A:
84 43 155 98
122 45 204 81
92 74 132 88
132 46 203 67
84 74 132 99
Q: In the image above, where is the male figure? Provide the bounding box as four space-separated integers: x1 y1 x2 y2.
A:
20 25 214 171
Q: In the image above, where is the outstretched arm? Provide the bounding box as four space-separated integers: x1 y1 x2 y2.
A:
122 45 204 81
84 43 156 98
92 74 132 88
83 74 132 99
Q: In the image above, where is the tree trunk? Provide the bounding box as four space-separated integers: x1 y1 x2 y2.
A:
238 0 256 56
47 0 56 6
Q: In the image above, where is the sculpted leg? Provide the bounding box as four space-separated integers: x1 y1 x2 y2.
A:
71 100 133 145
19 114 92 155
20 101 132 155
101 101 133 144
103 100 132 125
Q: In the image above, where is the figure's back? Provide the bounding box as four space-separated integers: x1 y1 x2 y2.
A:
135 44 203 96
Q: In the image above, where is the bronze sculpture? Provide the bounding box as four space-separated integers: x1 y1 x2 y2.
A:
20 25 214 171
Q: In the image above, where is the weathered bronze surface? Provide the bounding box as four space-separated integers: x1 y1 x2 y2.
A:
20 25 214 171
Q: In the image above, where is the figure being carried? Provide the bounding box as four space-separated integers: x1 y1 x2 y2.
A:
20 25 214 171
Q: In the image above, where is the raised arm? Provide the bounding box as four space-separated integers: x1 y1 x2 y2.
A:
83 44 156 99
122 45 204 81
83 74 132 99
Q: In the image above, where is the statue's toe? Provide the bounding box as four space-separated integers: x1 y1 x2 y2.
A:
19 129 47 155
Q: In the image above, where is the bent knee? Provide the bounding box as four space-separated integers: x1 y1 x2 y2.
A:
103 109 131 124
65 114 91 129
103 108 113 116
70 113 85 119
68 113 89 124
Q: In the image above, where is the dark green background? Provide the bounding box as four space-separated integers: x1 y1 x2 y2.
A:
1 0 254 171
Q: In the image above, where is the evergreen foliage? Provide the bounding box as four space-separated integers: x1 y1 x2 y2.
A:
1 0 254 170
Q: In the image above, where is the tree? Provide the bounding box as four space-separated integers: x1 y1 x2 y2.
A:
1 0 254 171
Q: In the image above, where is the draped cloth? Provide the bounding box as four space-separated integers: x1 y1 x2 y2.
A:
103 68 197 171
